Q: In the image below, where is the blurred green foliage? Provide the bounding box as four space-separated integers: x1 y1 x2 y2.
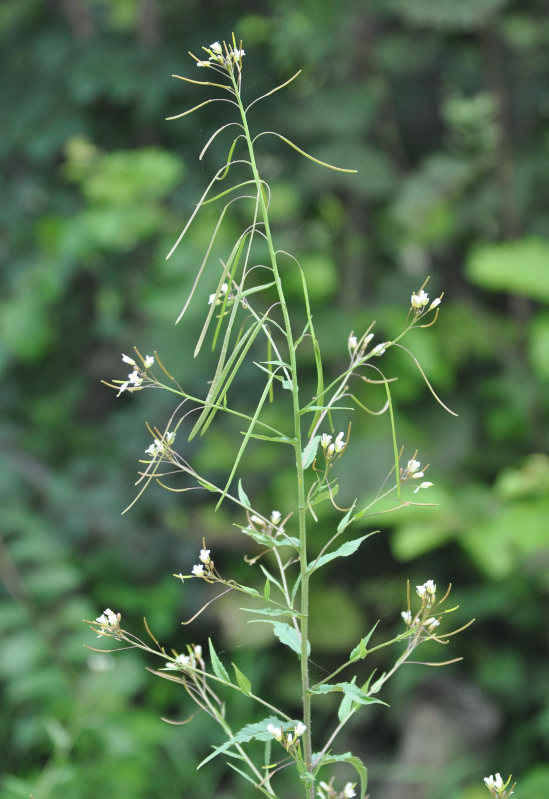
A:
1 2 547 798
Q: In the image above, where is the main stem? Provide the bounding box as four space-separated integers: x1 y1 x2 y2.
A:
234 77 314 797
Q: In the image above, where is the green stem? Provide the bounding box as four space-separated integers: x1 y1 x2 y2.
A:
233 72 313 799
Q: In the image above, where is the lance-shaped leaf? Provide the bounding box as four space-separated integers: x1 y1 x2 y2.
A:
208 638 230 682
308 532 378 573
232 663 252 695
302 435 321 469
237 479 251 509
348 621 380 662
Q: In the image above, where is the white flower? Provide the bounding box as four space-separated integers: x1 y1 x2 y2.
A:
334 432 346 453
165 431 176 446
286 732 294 745
414 481 433 493
425 617 440 631
484 774 504 791
294 721 306 737
128 370 142 386
429 296 442 310
208 293 217 304
192 564 204 577
321 433 332 449
364 332 374 347
417 580 436 600
95 608 121 636
232 48 245 60
122 353 136 365
144 355 155 368
166 653 191 670
267 723 282 740
401 610 412 625
199 548 210 564
405 458 424 478
271 510 281 525
220 282 228 294
327 443 335 456
209 41 222 54
117 382 129 396
371 342 387 356
348 334 358 351
343 784 357 798
193 644 202 659
197 60 210 67
411 289 429 309
250 514 263 525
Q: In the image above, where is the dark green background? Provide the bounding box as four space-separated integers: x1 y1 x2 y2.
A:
1 2 548 798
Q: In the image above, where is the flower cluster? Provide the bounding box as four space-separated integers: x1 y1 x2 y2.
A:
316 779 357 799
95 608 122 637
191 546 213 578
484 773 514 797
196 40 245 70
347 330 375 359
165 644 203 673
117 353 155 396
145 431 176 459
401 579 442 636
248 509 285 535
267 720 306 751
401 456 434 494
410 288 443 314
321 432 346 458
416 579 436 605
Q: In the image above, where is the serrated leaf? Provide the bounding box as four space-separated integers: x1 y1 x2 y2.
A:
208 638 230 682
232 663 252 695
302 435 321 469
349 621 380 662
237 479 251 509
314 751 368 799
308 532 377 573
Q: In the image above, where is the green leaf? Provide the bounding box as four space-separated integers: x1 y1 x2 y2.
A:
237 479 251 509
337 502 357 534
263 577 270 601
349 621 380 662
198 716 291 769
302 435 321 469
243 526 300 550
310 680 387 708
241 606 299 618
313 750 368 799
308 533 377 573
250 620 310 657
232 663 252 695
208 638 230 682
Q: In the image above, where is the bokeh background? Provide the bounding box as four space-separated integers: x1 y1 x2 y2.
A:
1 2 548 798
